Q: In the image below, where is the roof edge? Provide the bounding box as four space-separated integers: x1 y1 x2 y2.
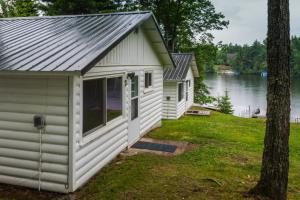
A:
81 12 153 75
0 11 152 21
81 11 175 75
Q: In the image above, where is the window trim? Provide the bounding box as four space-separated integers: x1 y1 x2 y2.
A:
81 74 125 139
131 75 139 120
178 82 184 102
144 71 153 93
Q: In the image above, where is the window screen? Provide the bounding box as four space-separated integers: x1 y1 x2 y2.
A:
83 79 105 134
178 83 184 102
107 77 122 122
145 72 152 88
83 76 123 135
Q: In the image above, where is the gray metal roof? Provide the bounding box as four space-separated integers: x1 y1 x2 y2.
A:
0 11 171 74
164 53 196 81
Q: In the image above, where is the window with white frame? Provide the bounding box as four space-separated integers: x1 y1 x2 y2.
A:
178 83 184 102
144 72 152 89
83 77 123 135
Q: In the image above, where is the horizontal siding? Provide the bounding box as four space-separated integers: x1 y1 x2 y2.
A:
72 75 130 190
0 75 69 193
73 28 164 191
185 68 194 110
162 82 178 119
163 68 195 120
140 66 163 134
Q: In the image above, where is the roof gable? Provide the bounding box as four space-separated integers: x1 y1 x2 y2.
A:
164 53 199 81
0 12 174 74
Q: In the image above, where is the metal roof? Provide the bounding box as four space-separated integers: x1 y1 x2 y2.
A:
0 11 172 74
164 53 198 81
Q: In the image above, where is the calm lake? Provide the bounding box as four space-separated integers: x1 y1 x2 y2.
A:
204 73 300 121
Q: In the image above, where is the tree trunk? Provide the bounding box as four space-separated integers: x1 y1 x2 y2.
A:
249 0 291 199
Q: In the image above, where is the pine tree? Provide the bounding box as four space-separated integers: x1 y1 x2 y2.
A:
218 90 234 114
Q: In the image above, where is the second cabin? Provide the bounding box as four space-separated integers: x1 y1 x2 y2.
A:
163 53 199 119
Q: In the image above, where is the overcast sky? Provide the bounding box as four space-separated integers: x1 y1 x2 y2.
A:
210 0 300 45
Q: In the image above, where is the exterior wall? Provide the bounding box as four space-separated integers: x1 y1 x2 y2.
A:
176 81 186 119
71 29 164 191
162 82 178 119
0 75 69 193
185 68 194 110
163 68 195 119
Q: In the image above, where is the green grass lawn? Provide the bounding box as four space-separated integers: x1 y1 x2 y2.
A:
1 109 299 200
75 109 300 200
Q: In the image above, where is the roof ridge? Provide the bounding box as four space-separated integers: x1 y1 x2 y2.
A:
0 11 151 21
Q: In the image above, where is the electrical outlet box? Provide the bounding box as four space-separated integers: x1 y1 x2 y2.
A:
34 115 46 130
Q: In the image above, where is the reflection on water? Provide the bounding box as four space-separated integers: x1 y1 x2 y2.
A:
204 74 300 121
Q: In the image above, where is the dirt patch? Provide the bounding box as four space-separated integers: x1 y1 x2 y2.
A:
0 183 67 200
122 137 199 157
230 154 250 163
222 154 260 166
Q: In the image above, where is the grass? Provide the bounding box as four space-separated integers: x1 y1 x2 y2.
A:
76 109 300 200
1 108 300 199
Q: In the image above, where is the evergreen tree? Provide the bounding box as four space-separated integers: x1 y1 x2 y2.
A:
218 90 234 114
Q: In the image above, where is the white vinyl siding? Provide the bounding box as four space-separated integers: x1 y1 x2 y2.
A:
163 68 195 119
0 75 69 193
162 82 177 119
71 29 164 191
177 82 186 119
185 68 194 110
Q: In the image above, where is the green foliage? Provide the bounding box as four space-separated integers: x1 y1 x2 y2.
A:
215 37 300 75
124 0 229 52
184 43 218 73
59 110 300 199
215 41 267 73
218 90 234 114
194 77 215 104
0 0 38 17
291 36 300 75
40 0 121 15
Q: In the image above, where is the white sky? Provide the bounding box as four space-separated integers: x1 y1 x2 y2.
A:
210 0 300 45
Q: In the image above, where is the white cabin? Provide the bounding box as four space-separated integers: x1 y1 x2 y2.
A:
163 53 199 119
0 12 174 193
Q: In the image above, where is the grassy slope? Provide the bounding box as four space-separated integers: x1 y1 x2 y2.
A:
75 109 300 200
0 110 299 200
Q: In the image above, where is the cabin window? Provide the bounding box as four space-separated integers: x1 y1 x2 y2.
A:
178 83 184 102
186 82 189 101
83 76 123 135
145 72 152 88
131 75 139 120
83 79 105 134
107 77 123 122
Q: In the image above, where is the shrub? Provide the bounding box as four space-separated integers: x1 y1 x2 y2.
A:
218 90 234 114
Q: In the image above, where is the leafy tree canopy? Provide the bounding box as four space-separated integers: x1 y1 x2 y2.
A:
124 0 228 52
39 0 121 15
0 0 38 17
215 37 300 75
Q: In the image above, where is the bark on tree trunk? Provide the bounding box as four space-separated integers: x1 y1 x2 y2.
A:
249 0 291 199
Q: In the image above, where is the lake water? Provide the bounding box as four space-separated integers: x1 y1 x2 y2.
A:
204 74 300 121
